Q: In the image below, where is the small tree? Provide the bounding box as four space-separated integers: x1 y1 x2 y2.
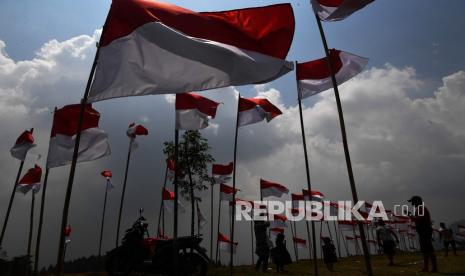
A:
163 130 214 235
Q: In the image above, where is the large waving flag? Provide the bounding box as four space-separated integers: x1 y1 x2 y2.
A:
296 49 368 99
218 233 238 253
126 123 148 151
176 93 220 130
220 183 239 202
238 97 282 127
46 104 111 168
162 188 185 213
260 179 289 198
10 129 36 161
16 165 42 194
212 162 233 184
88 0 295 102
311 0 374 22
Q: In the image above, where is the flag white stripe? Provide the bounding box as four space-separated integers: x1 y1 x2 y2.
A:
89 22 293 102
47 127 111 168
176 109 210 130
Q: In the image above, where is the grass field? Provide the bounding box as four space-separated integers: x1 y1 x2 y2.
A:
210 251 465 275
61 250 465 275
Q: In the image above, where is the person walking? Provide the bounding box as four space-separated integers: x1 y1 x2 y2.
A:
439 222 458 257
376 220 399 266
254 220 271 272
408 196 437 273
321 237 337 272
271 233 292 272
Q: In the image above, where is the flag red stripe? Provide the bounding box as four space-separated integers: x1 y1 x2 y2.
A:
220 183 239 194
176 92 220 118
51 104 100 137
15 130 34 145
296 49 343 80
19 165 42 185
238 97 282 118
212 162 234 175
260 179 288 192
317 0 343 7
101 0 294 59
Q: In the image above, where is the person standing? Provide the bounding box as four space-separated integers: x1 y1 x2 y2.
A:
376 220 399 266
254 220 271 272
408 196 437 272
439 222 458 257
321 237 337 271
271 233 292 272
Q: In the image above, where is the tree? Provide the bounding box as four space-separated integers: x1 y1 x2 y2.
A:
163 130 214 235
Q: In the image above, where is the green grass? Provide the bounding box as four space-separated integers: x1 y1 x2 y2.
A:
209 251 465 275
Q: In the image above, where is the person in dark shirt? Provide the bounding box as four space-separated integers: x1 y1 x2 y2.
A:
439 222 458 257
271 233 292 272
254 220 271 272
408 196 437 272
321 237 337 272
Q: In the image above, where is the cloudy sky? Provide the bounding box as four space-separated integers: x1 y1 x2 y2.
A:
1 0 465 268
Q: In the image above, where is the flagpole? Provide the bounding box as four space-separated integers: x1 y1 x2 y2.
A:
0 128 33 247
115 139 134 247
173 129 180 276
332 221 342 258
98 179 110 257
230 92 241 274
215 192 221 265
250 220 254 265
290 219 298 262
33 168 49 276
55 42 103 274
27 190 36 272
210 180 214 260
313 12 373 275
156 164 169 236
184 134 196 237
297 97 318 274
34 107 56 276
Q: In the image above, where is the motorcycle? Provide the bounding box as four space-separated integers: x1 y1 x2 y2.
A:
106 213 209 275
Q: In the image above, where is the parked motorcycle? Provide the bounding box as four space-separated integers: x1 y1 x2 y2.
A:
106 214 209 275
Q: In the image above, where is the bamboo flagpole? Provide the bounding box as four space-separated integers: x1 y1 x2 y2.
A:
184 135 196 237
210 180 214 260
229 92 241 274
98 176 110 257
55 43 103 274
27 189 36 269
172 129 180 275
33 168 49 276
156 164 169 237
296 95 318 275
115 139 134 247
0 128 33 247
313 11 373 275
332 221 342 258
34 107 56 275
215 188 221 265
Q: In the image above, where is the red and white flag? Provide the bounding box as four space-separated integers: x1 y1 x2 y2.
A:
218 233 238 253
162 188 185 213
270 214 288 228
238 97 282 127
212 162 233 184
260 179 289 198
88 0 295 102
293 237 307 249
64 225 72 244
46 104 111 168
302 189 324 202
296 49 368 99
311 0 374 22
176 93 220 130
101 170 114 189
220 184 239 202
16 165 42 194
345 235 356 241
10 129 36 161
126 123 148 151
270 227 284 236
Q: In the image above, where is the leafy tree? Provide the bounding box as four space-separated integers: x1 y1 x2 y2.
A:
163 130 214 235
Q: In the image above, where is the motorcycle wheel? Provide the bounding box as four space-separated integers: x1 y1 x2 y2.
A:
178 252 208 276
105 249 133 276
